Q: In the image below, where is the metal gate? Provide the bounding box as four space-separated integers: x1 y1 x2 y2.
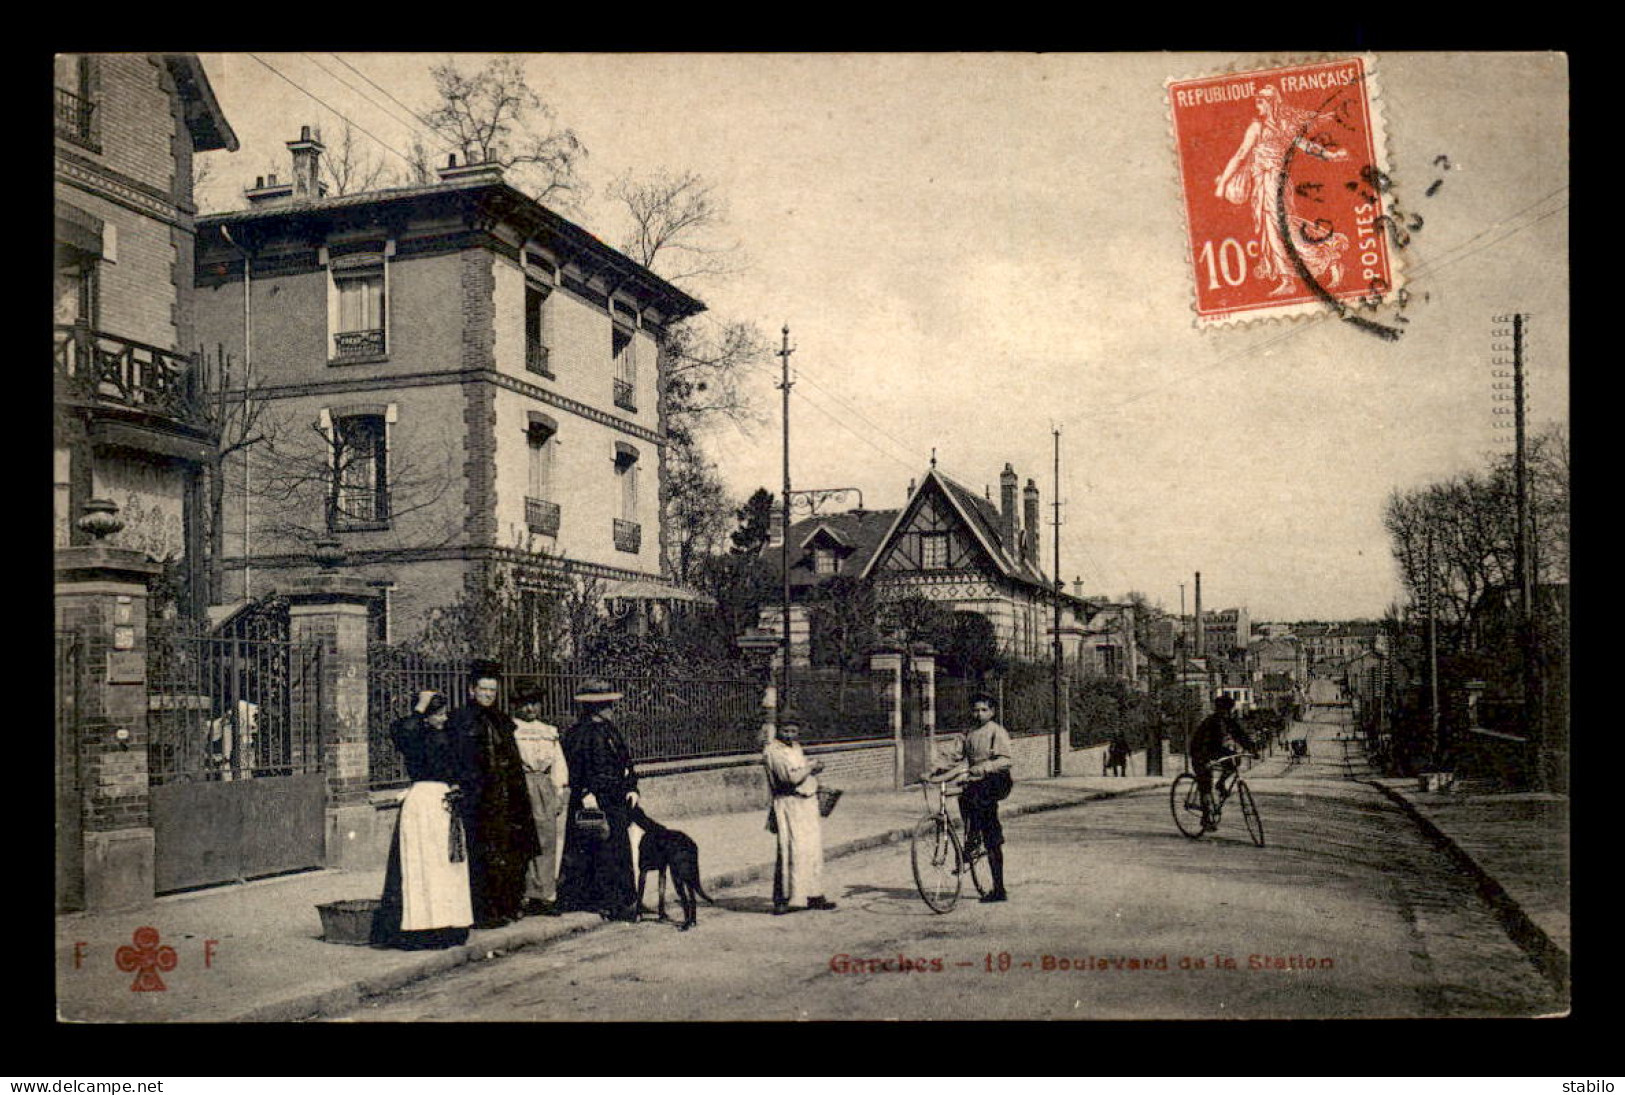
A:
55 632 83 912
146 628 326 892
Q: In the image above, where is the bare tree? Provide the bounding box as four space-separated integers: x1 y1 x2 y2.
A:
609 168 745 285
662 443 733 585
420 57 586 205
663 318 770 445
321 122 389 196
239 404 462 558
189 347 276 606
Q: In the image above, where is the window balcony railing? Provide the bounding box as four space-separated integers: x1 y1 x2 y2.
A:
613 518 641 554
526 497 561 536
613 377 636 412
334 328 386 360
526 342 552 377
328 492 392 532
55 87 95 143
53 324 196 422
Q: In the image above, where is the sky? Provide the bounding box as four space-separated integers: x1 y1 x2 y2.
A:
194 52 1569 622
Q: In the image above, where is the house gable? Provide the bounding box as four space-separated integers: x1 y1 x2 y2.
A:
864 474 1000 578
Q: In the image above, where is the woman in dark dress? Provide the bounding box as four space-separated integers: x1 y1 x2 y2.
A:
554 680 640 922
446 663 540 928
372 692 474 949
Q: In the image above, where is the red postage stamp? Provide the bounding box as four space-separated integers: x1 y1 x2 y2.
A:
1168 56 1398 326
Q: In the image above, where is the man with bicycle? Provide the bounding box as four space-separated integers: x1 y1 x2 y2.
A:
929 692 1013 903
1188 694 1258 832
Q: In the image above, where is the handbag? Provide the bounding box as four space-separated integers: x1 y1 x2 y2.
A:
573 804 610 839
816 787 843 817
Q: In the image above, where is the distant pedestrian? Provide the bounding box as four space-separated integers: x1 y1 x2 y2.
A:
929 692 1013 902
448 661 540 929
372 691 474 950
763 708 837 915
512 689 569 916
556 680 641 922
1105 731 1130 777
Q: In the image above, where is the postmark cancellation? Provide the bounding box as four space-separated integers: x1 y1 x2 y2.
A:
1168 56 1400 328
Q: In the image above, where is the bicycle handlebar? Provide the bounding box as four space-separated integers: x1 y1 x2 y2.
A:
921 765 969 784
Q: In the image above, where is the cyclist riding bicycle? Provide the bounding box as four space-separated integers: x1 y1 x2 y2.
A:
1187 694 1258 832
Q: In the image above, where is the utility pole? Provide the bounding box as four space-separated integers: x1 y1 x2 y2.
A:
1178 581 1188 773
1511 313 1543 788
1051 427 1065 778
1426 527 1440 769
777 324 795 720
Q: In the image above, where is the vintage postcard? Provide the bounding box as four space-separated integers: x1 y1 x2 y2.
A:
52 51 1568 1030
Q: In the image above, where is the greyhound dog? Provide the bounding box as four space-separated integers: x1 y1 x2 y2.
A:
632 807 713 930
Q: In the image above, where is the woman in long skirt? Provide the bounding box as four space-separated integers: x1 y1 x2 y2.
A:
372 692 475 949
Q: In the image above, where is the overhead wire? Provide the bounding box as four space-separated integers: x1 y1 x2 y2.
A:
244 53 418 169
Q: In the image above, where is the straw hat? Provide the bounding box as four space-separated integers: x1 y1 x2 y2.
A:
573 679 623 703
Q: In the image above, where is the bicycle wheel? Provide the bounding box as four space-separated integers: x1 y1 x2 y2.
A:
1237 780 1265 847
965 832 991 897
911 816 962 913
1171 774 1206 839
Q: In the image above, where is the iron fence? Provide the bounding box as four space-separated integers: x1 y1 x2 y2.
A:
789 669 892 744
367 646 472 789
366 644 770 788
146 629 323 784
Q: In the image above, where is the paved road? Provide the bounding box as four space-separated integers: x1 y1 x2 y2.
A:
337 707 1563 1021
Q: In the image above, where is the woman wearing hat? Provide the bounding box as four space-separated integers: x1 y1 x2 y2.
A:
371 691 475 949
555 680 641 922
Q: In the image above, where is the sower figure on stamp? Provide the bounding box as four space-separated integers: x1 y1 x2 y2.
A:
929 691 1013 902
555 680 641 923
372 691 474 950
1188 694 1259 832
1214 85 1351 296
448 661 540 929
762 707 837 915
512 688 569 917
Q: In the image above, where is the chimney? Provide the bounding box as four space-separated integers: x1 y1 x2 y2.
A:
766 502 785 549
437 149 506 185
287 125 326 201
1000 463 1019 556
1073 577 1084 599
1023 478 1041 565
1194 571 1204 657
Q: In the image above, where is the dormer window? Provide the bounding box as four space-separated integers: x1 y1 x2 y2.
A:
813 547 838 576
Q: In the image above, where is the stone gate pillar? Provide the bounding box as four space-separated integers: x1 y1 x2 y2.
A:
869 645 904 789
285 565 376 869
55 513 160 911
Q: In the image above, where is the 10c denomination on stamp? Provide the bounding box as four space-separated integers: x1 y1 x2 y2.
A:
1168 56 1398 327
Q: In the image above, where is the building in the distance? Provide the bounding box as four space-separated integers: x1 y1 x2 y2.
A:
193 131 706 645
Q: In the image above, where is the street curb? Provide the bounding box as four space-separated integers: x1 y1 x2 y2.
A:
232 779 1162 1022
1363 779 1570 993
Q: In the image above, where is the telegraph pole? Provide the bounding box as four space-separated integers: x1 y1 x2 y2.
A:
777 324 795 717
1426 527 1440 768
1511 312 1543 788
1051 427 1065 778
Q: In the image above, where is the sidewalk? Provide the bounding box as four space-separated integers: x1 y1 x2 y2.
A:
56 773 1166 1023
57 765 1570 1021
1372 778 1570 988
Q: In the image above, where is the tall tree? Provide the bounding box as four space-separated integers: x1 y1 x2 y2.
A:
663 444 733 585
730 488 777 556
420 57 586 205
610 168 744 286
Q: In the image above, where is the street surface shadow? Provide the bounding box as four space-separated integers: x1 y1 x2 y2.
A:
839 883 950 918
710 894 783 915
